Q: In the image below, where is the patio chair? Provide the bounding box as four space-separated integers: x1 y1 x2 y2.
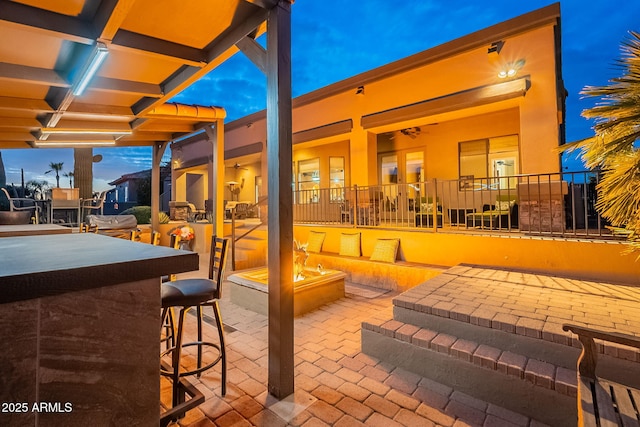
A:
415 197 443 227
187 202 205 221
161 235 229 409
466 195 518 229
1 187 40 224
80 191 106 222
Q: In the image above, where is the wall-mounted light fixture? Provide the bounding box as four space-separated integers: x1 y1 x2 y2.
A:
72 42 109 96
355 86 365 95
488 40 505 58
497 59 526 79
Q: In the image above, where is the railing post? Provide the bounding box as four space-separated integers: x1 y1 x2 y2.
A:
432 178 438 232
231 208 236 271
354 184 359 227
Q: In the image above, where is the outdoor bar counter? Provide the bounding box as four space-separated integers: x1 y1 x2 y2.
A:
0 233 199 426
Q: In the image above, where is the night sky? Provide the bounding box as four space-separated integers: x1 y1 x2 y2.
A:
3 1 639 191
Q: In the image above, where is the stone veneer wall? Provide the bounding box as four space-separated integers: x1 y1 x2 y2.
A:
518 199 565 232
0 279 159 426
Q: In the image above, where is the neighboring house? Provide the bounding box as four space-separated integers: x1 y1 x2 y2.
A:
107 166 171 205
168 4 640 284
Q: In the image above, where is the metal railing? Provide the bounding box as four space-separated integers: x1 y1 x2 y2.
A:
292 171 615 240
228 196 268 270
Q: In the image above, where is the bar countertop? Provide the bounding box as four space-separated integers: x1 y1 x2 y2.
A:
0 233 199 304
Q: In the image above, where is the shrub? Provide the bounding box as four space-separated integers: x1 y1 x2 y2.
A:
120 206 151 224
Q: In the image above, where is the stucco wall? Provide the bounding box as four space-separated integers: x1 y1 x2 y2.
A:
294 225 640 286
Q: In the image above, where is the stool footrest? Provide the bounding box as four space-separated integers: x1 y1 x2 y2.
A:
160 361 204 427
160 341 222 377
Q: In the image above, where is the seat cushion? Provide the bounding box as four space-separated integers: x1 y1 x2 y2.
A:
339 232 361 257
306 231 326 253
369 238 399 263
162 278 218 307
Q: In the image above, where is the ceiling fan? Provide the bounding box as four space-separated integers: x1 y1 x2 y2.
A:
227 162 248 171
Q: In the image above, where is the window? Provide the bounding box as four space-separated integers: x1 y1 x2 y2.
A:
459 135 519 189
329 157 345 202
298 158 320 203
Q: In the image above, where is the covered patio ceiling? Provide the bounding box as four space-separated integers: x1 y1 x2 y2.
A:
1 0 297 402
0 0 276 148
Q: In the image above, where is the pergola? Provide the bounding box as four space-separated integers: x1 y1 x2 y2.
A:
0 0 294 398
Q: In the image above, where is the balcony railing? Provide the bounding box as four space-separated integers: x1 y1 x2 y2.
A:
293 171 615 239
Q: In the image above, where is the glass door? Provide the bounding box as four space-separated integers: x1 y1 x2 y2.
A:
379 150 424 221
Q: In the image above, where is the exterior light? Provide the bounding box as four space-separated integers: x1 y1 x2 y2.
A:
72 42 109 96
498 59 525 79
33 140 117 147
40 127 132 136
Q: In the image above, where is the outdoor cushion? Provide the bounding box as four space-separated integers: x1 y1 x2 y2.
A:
496 200 515 212
369 238 399 263
306 231 326 253
339 232 361 257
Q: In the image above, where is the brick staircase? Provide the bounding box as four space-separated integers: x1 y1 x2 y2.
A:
361 265 640 427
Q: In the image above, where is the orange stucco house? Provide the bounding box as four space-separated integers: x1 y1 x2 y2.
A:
168 3 640 285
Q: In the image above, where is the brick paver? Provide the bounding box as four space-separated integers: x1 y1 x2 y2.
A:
161 261 614 426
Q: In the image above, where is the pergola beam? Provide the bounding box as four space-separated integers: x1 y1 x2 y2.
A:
0 1 95 44
0 63 68 87
237 36 267 74
93 0 137 41
111 30 207 66
91 76 164 97
131 7 269 116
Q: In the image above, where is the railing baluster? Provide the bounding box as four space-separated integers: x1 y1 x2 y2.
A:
289 170 618 241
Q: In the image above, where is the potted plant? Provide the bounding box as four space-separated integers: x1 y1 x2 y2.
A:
169 225 195 250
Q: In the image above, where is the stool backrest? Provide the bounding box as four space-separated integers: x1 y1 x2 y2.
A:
209 235 228 299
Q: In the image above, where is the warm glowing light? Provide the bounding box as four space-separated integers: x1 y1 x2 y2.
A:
33 140 117 147
40 128 132 136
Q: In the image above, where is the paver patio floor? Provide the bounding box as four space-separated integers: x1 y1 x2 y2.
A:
161 259 553 426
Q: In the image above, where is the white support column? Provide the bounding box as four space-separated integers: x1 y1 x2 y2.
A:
151 141 168 233
266 0 294 399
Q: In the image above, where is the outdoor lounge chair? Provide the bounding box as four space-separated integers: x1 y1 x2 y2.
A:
1 187 40 223
466 195 518 229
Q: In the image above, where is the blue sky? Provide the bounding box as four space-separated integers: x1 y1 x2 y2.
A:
3 1 639 191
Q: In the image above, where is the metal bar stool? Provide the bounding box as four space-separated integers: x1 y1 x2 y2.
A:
160 235 228 415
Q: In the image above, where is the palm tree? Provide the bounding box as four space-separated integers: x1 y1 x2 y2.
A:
567 31 640 254
45 162 64 188
63 171 74 188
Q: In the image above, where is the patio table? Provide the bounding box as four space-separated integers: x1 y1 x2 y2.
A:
0 223 72 237
0 233 199 426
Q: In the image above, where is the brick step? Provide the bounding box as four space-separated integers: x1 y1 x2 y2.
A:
363 318 578 398
392 282 640 367
361 318 577 426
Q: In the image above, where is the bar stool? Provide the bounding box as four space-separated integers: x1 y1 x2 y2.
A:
160 235 229 411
